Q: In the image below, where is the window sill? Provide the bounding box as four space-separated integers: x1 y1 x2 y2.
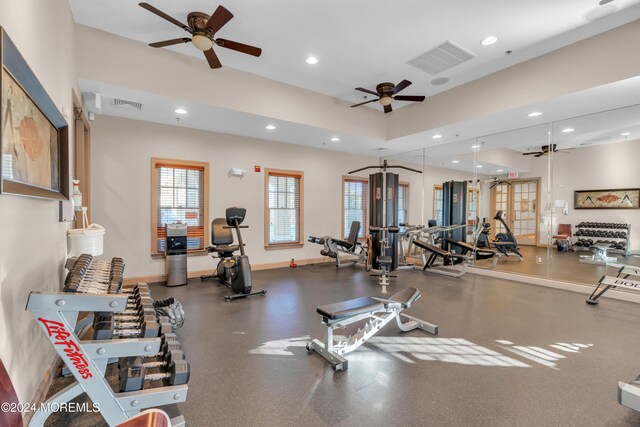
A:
151 249 208 259
264 243 304 250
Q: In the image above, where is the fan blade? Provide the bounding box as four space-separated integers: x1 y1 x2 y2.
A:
535 153 544 157
393 95 425 102
355 87 379 96
203 48 222 69
392 80 412 95
206 5 234 34
522 152 542 156
139 3 191 32
215 39 262 57
384 104 392 114
149 38 191 48
350 99 379 108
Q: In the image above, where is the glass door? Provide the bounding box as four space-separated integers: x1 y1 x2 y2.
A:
511 180 539 245
490 179 539 246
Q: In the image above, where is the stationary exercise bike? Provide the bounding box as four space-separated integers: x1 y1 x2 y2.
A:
201 207 266 301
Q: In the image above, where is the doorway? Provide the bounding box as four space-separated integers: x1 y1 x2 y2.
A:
72 93 91 224
490 178 540 246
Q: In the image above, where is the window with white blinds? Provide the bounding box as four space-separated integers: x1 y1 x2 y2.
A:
342 177 368 239
266 169 303 246
433 185 443 226
398 183 409 225
151 158 209 254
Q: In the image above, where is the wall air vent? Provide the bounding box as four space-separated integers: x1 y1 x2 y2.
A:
113 97 144 111
408 41 475 75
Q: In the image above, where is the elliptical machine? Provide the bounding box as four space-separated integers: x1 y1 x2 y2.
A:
201 207 267 301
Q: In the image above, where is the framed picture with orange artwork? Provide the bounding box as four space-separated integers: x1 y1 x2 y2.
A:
575 188 640 209
0 27 69 200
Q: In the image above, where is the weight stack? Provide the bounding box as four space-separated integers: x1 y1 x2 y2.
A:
442 180 468 253
385 172 399 271
369 172 384 270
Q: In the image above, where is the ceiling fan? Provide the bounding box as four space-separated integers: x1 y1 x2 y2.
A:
351 80 425 113
138 3 262 69
522 144 571 157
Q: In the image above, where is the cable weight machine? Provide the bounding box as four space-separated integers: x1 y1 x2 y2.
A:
349 160 422 290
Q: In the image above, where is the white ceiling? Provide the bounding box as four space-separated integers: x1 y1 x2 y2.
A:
72 0 640 173
70 0 640 109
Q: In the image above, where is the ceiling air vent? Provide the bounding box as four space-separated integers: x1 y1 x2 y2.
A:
408 41 475 75
113 97 144 111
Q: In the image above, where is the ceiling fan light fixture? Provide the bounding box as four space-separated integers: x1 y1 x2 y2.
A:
379 96 393 106
621 132 631 136
192 34 213 51
305 56 318 65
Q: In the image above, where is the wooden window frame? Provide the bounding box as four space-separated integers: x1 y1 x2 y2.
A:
264 168 304 249
398 181 410 225
433 184 443 225
150 157 209 257
341 175 369 240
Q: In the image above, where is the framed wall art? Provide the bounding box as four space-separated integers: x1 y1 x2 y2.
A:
575 188 640 209
0 27 69 200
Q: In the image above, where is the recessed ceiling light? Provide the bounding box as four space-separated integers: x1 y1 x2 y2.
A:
432 134 443 139
497 169 504 172
452 160 460 164
305 56 318 65
528 112 542 117
562 128 574 133
330 137 340 142
481 36 498 46
471 144 480 149
476 165 483 168
174 108 187 114
621 132 631 136
265 125 276 130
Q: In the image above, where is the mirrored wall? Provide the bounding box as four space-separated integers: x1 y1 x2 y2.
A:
382 103 640 288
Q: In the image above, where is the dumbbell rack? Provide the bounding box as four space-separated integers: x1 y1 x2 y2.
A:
25 291 187 427
573 222 631 256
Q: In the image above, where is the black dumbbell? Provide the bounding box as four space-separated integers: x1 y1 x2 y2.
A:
119 357 190 392
93 316 170 340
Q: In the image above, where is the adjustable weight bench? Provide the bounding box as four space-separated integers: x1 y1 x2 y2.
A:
306 287 438 371
412 239 469 278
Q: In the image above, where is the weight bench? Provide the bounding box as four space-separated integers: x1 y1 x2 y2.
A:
586 264 640 304
619 374 640 413
580 243 618 265
445 238 497 262
412 239 469 278
306 287 438 371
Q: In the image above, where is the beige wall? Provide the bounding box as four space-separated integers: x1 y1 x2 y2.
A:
0 0 77 405
90 115 476 278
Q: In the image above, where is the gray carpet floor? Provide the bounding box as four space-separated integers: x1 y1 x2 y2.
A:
44 263 640 426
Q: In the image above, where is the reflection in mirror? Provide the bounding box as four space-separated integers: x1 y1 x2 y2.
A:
381 103 639 290
547 103 640 287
